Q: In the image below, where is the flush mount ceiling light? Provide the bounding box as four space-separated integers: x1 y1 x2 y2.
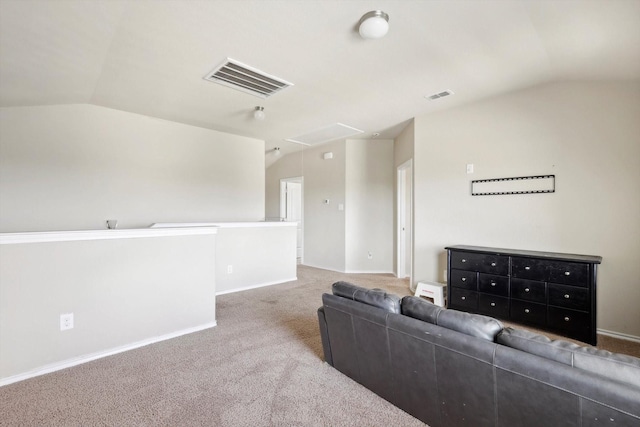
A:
254 106 265 120
358 10 390 39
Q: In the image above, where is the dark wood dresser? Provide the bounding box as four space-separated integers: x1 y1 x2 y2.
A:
445 245 602 345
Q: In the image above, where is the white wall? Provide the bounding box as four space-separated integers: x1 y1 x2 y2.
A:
302 140 347 272
0 230 217 384
345 139 394 273
266 139 395 274
214 224 297 294
413 80 640 338
0 104 265 232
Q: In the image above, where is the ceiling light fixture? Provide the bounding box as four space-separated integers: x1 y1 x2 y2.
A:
254 106 265 120
358 10 390 39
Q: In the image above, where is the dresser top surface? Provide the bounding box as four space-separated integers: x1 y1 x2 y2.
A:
445 245 602 264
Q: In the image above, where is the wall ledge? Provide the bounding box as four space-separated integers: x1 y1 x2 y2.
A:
151 221 297 228
0 227 218 245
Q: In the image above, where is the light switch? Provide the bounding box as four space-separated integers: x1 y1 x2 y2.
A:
466 164 474 174
338 204 344 211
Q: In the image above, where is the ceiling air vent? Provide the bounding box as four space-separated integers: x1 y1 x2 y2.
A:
426 90 454 101
204 58 293 99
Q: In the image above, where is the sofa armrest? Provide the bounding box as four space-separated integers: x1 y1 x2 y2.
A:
317 307 333 366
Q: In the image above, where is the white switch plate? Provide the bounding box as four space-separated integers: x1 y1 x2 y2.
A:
466 164 474 174
227 265 233 274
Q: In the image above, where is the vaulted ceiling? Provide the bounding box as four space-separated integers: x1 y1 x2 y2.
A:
1 0 639 164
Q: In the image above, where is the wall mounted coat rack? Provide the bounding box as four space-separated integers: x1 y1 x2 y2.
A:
471 174 555 196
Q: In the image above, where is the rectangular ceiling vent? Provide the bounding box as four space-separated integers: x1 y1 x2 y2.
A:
426 90 454 101
204 58 293 99
286 123 364 146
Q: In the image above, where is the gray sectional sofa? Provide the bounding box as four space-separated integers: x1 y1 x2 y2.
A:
317 281 640 427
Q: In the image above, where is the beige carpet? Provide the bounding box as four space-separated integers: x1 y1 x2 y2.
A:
1 265 638 426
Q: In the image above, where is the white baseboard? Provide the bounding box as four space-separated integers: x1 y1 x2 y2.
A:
302 263 394 275
343 270 395 275
216 277 298 295
0 321 217 387
597 328 640 344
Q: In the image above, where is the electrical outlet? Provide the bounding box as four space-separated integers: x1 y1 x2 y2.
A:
60 313 74 331
227 265 233 274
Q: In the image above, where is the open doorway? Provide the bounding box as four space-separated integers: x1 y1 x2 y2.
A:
397 160 412 287
280 177 304 264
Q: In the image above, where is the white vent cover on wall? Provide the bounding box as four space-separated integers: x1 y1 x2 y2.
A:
204 58 294 98
426 90 454 101
286 123 364 146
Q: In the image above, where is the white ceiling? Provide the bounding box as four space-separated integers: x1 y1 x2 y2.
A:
1 0 639 165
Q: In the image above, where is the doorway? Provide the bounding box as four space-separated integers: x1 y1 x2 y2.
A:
280 177 304 264
397 160 412 285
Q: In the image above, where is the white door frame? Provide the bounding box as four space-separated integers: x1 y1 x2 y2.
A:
280 176 304 263
397 160 413 283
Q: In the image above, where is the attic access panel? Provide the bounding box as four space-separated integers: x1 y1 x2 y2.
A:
204 58 293 98
471 175 555 196
286 123 364 146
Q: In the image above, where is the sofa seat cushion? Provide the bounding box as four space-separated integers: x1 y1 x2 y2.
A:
331 281 402 314
497 327 580 366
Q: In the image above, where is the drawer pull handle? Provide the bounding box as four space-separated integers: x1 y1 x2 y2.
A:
524 308 530 314
564 271 571 276
490 302 496 307
461 277 466 282
564 316 570 322
525 266 531 271
564 294 570 299
491 262 496 267
491 282 496 287
524 288 530 293
461 296 466 300
462 259 467 263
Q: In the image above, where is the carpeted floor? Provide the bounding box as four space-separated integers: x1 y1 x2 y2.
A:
1 265 638 426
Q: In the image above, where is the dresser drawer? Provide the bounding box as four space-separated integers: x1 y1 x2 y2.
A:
450 251 508 276
548 307 590 340
478 274 509 296
510 278 546 303
511 257 548 281
450 269 477 290
548 261 589 287
510 299 546 327
548 283 589 311
450 288 478 310
478 294 509 318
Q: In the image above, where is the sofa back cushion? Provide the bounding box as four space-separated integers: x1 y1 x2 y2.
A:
332 281 401 314
497 327 579 366
573 347 640 388
498 327 640 388
437 310 504 341
332 281 363 299
401 296 442 324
